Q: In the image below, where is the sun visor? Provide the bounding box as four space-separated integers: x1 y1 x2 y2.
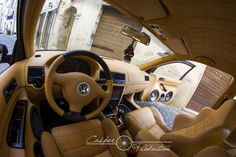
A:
165 38 189 55
113 0 168 20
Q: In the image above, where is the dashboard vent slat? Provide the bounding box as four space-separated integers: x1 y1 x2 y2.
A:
145 75 150 81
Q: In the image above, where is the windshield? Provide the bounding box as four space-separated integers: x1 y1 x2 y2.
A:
35 0 171 65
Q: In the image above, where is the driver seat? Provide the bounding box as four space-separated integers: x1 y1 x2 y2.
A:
41 118 127 157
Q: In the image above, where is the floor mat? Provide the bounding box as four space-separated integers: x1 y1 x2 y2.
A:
136 101 181 128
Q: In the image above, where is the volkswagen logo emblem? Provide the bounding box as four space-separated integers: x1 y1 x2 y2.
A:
77 82 90 96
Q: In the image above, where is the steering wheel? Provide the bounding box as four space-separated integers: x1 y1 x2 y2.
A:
45 50 113 121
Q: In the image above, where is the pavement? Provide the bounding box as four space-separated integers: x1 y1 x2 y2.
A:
0 63 10 73
0 34 17 54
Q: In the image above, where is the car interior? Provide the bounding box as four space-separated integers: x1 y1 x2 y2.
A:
0 0 236 157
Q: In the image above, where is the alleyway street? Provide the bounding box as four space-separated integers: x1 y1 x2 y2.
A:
0 34 16 54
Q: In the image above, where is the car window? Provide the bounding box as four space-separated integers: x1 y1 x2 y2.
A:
0 0 18 73
34 0 172 65
154 62 193 80
187 66 234 112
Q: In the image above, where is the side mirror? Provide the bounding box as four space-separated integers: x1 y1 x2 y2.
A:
0 44 9 63
120 25 151 45
0 44 10 73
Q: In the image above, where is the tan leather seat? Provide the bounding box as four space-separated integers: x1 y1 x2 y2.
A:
41 118 126 157
137 146 235 157
125 99 236 157
125 106 170 140
135 130 235 157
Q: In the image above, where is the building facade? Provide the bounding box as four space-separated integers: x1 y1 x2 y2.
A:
0 0 17 34
36 0 105 51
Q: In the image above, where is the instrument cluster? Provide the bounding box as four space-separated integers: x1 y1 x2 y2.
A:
56 58 91 75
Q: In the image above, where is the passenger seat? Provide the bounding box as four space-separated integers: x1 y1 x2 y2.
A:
125 99 236 157
125 106 169 140
137 146 236 157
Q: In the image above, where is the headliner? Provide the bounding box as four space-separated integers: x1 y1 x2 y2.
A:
106 0 236 78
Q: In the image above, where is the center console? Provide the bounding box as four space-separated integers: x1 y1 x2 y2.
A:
99 71 125 107
104 86 124 107
98 71 126 127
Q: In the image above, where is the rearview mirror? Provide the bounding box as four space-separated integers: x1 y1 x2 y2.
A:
121 25 150 45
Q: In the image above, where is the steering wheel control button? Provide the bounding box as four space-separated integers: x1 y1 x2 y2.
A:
77 82 90 96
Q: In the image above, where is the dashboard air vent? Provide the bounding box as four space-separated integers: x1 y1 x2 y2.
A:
145 75 149 81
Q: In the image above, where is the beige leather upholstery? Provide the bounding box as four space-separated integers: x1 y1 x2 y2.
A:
228 148 236 157
41 119 126 157
137 150 178 157
136 129 162 141
126 99 236 157
137 146 234 157
162 99 236 157
150 106 170 132
125 106 169 140
194 146 231 157
41 132 62 157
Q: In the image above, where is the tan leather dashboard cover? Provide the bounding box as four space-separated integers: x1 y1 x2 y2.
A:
25 51 149 99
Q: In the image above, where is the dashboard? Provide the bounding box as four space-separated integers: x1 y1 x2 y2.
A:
25 51 149 104
24 51 151 121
